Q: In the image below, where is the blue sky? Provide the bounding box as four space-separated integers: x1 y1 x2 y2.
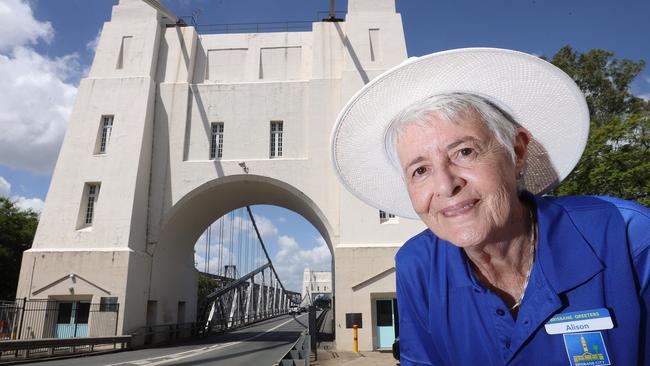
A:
1 0 649 291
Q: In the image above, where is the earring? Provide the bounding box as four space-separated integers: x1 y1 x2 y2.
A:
517 171 524 179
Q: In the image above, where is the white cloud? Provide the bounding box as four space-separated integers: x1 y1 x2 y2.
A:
253 214 279 238
0 176 10 197
0 175 44 213
273 235 331 292
0 0 53 52
640 93 650 101
13 196 44 213
0 1 80 174
86 28 101 53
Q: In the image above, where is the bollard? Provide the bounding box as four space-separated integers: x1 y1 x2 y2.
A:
353 324 358 353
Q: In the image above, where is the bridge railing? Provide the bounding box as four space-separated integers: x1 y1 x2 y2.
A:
275 330 311 366
131 309 291 348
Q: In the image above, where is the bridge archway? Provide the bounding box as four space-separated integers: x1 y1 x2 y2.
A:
147 174 335 325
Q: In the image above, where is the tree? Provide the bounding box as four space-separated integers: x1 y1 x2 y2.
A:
0 197 38 300
196 274 219 315
550 46 650 206
313 295 331 309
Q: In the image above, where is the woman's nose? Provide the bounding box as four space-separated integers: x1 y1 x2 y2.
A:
433 166 465 198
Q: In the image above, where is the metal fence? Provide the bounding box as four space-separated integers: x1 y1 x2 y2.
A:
0 299 119 341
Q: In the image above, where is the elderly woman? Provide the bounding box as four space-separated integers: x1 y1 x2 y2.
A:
331 48 650 365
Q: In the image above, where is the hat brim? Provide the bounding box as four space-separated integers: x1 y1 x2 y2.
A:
330 48 589 219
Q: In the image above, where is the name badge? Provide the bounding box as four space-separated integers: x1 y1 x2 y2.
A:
545 308 613 335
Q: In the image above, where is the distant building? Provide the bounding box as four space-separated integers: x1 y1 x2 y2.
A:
301 268 332 306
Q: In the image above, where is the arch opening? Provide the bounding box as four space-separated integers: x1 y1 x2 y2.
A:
146 174 335 326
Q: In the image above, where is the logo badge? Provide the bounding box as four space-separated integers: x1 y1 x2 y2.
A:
563 332 610 366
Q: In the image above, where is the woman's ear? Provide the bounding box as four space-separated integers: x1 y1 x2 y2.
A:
513 127 531 174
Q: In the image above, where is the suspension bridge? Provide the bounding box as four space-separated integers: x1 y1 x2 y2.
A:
196 207 303 332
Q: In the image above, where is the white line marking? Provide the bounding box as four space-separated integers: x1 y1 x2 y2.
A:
107 314 306 366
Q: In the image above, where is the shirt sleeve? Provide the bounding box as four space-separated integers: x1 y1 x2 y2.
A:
396 250 441 366
619 201 650 361
633 246 650 363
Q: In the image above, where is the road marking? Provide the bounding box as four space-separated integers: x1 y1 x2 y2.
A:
107 314 306 366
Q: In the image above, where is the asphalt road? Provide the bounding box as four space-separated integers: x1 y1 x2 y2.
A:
23 313 308 366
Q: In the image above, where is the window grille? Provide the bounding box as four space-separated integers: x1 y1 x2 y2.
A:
85 184 100 225
99 115 114 154
210 122 224 159
270 121 283 158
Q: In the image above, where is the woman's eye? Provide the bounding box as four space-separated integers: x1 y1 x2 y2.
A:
459 147 473 156
413 166 427 177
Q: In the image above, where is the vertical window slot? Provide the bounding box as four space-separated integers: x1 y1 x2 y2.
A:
270 121 283 158
78 183 101 229
85 184 99 225
98 115 114 154
210 122 224 159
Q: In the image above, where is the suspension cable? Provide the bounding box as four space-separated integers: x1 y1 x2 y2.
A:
246 206 288 294
218 216 224 277
207 223 211 273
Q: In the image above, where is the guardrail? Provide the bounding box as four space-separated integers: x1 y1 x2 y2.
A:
0 335 131 363
131 310 291 347
0 305 293 362
275 331 311 366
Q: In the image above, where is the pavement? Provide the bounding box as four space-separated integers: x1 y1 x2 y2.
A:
311 342 399 366
312 310 398 366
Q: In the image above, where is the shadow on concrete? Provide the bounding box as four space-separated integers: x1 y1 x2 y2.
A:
333 22 369 84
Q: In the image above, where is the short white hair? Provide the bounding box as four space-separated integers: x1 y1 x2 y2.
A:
385 92 520 174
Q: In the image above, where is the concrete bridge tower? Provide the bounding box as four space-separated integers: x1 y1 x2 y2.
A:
16 0 424 351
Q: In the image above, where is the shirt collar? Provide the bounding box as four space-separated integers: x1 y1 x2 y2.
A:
447 192 604 293
531 192 604 293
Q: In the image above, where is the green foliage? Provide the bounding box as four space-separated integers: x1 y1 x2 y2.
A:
0 196 38 300
313 296 331 309
550 46 650 206
197 274 218 312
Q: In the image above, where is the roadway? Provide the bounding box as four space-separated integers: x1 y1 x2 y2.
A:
24 313 308 366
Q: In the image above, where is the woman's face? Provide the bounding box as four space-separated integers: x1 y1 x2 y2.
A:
396 112 529 248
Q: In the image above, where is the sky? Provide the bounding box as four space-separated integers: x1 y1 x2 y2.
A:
1 0 649 291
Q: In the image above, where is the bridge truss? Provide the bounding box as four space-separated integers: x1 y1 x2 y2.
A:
198 207 301 331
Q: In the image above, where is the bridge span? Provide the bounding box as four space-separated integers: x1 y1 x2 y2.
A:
22 314 308 366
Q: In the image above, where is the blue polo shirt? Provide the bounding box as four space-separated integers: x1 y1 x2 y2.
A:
395 194 650 365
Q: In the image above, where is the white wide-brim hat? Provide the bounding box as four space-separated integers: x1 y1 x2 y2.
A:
330 48 589 219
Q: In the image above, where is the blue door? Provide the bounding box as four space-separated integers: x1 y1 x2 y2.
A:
55 302 89 338
376 299 398 349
